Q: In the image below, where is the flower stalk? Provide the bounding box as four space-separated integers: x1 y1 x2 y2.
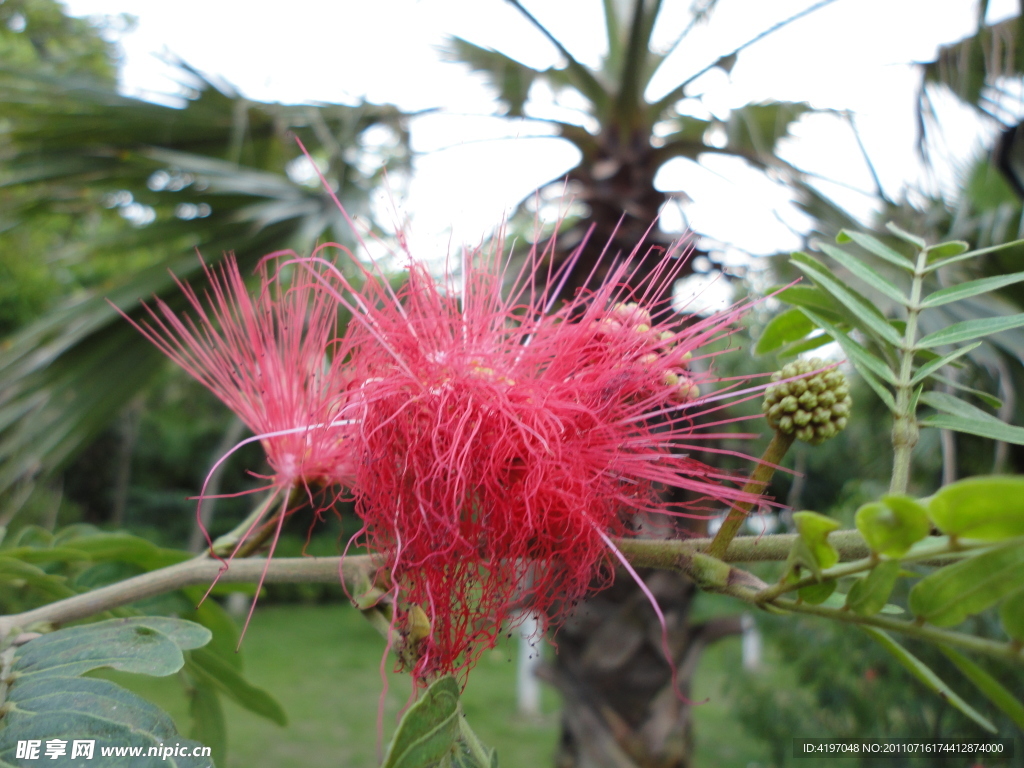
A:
707 430 795 559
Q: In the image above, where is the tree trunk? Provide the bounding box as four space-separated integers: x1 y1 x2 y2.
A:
543 569 741 768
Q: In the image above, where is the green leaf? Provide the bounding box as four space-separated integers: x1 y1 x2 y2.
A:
924 237 1024 273
925 475 1024 540
921 271 1024 308
12 617 210 680
0 556 75 599
921 414 1024 445
772 285 847 320
931 374 1003 409
883 222 927 249
186 648 287 726
791 511 840 574
754 308 815 355
816 591 903 614
844 560 901 616
0 618 214 767
798 308 898 385
855 496 930 558
775 332 837 358
916 313 1024 348
919 392 1024 447
910 343 981 385
441 38 538 117
861 627 996 733
909 543 1024 627
817 242 909 305
939 645 1024 730
836 229 915 270
184 600 242 672
1000 588 1024 642
190 684 228 766
790 253 903 346
924 240 970 262
0 545 91 564
797 578 836 604
383 676 461 768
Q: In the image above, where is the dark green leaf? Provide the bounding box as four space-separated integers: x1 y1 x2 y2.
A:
939 645 1024 730
861 627 996 733
0 65 410 507
855 497 930 557
441 38 538 117
383 676 461 768
845 560 900 616
925 475 1024 540
190 684 228 766
186 648 287 726
0 556 75 599
816 591 903 614
184 600 242 671
791 252 903 346
921 271 1024 307
836 229 915 270
924 237 1024 273
0 545 91 564
754 308 815 355
0 618 214 767
919 392 1024 447
775 332 837 358
797 578 836 604
772 285 847 319
798 308 898 386
909 544 1024 627
13 618 209 680
930 374 1003 409
916 313 1024 348
1000 588 1024 642
817 242 908 304
910 343 982 385
0 677 214 767
723 102 812 159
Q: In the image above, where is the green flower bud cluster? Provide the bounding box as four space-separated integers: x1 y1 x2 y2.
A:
763 358 851 444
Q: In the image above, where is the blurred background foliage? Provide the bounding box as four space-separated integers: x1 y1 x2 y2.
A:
2 1 1024 766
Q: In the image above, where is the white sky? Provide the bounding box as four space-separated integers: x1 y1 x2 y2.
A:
59 0 1018 275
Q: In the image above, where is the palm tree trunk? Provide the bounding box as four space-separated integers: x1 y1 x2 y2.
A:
543 568 742 768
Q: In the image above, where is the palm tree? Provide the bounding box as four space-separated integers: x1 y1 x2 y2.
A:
445 2 831 765
0 56 411 521
447 0 825 303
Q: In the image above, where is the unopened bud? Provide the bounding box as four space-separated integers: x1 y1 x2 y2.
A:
763 358 852 445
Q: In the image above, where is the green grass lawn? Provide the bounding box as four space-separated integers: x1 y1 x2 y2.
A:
103 603 562 768
99 601 782 767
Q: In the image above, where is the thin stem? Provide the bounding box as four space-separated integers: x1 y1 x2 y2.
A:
754 536 1015 603
2 533 1018 667
458 710 494 765
0 554 378 638
707 430 795 559
771 596 1022 665
890 247 928 494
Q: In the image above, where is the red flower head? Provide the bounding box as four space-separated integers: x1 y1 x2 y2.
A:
115 252 359 627
328 233 764 681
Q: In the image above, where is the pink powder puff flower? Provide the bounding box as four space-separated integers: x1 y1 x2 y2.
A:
321 231 765 682
114 252 359 631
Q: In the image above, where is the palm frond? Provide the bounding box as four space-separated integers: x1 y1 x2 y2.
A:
0 63 411 510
